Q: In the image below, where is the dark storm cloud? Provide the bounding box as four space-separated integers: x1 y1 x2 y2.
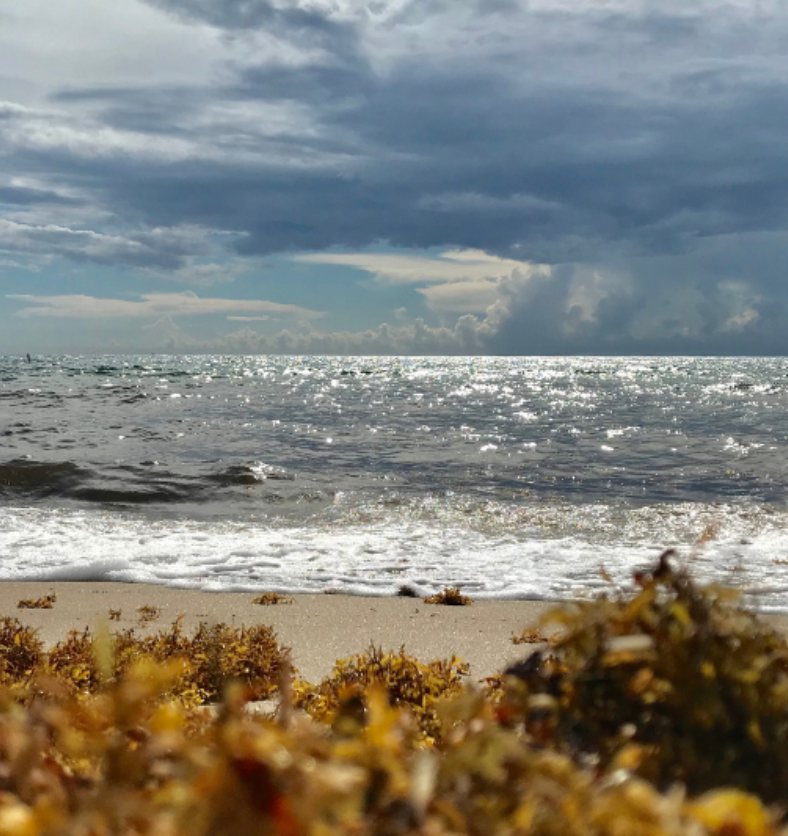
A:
96 68 788 266
41 1 787 266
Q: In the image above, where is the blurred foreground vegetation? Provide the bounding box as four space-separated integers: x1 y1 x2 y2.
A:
0 553 786 834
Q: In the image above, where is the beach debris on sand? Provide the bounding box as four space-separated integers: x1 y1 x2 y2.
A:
0 617 290 705
512 626 547 644
252 592 294 605
137 604 161 623
424 587 473 606
17 593 56 609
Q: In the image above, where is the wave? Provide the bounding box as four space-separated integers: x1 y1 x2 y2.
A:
1 500 787 610
0 459 87 498
208 462 295 487
0 457 310 510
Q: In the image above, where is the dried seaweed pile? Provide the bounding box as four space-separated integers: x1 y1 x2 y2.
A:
501 551 788 804
0 649 779 835
293 646 469 743
0 617 289 704
424 587 473 606
17 594 56 610
0 560 786 834
252 592 294 605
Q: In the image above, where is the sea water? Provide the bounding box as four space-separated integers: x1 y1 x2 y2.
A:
2 354 788 610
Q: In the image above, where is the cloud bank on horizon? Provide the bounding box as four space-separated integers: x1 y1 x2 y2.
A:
1 0 787 354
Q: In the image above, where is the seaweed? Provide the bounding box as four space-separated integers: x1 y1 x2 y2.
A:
17 593 56 609
0 640 778 835
0 561 785 833
512 627 547 645
0 618 290 706
0 617 43 685
424 588 473 606
252 592 294 605
137 604 161 623
500 550 788 803
294 646 469 744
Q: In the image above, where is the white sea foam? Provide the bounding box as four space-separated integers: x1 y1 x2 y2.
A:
2 504 788 611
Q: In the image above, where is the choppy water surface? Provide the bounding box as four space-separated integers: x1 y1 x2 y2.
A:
3 355 788 609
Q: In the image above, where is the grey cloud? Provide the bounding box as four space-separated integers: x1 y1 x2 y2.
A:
0 219 211 269
73 61 788 265
148 0 343 32
18 3 788 264
0 186 82 207
51 86 206 137
146 0 364 70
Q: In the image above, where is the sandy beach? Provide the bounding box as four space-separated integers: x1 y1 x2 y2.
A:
5 582 788 685
0 582 564 683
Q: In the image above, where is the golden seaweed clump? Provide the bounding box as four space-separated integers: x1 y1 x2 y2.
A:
0 617 43 687
500 549 788 804
252 592 294 605
512 627 547 645
137 604 161 623
0 649 779 836
4 619 291 706
0 595 781 834
17 593 56 609
180 621 291 702
109 608 121 621
294 646 469 744
424 587 473 606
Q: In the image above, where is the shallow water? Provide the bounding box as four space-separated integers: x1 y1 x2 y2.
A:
2 354 788 608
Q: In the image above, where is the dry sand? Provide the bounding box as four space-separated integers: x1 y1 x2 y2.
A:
4 582 788 684
1 582 560 683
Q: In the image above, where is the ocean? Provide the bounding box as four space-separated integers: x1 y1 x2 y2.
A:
2 354 788 610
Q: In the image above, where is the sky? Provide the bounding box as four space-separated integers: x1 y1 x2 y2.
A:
1 0 788 355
